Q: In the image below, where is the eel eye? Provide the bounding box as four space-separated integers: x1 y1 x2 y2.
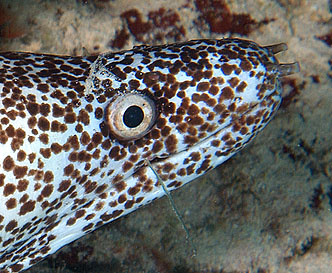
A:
106 93 157 141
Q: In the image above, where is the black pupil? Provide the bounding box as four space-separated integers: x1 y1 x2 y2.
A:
123 105 144 128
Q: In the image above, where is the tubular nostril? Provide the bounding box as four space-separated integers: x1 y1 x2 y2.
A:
265 62 300 76
263 43 288 54
277 62 300 76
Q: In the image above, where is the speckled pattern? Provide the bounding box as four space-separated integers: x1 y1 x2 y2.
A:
0 38 297 272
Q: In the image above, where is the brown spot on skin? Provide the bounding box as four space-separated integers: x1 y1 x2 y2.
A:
221 63 237 75
3 156 15 171
28 117 37 129
189 152 201 162
19 200 35 215
41 184 53 197
150 128 161 139
17 179 28 192
52 103 65 117
92 132 103 146
128 186 140 196
51 120 61 132
184 135 199 145
123 161 134 172
114 180 126 192
82 223 94 232
118 194 127 203
95 184 108 194
16 128 25 139
188 126 198 136
64 164 74 176
44 171 54 183
0 174 5 187
75 123 83 133
125 200 134 209
211 139 221 147
240 59 253 71
220 86 234 100
162 163 174 173
5 125 15 137
37 83 50 93
246 115 255 125
240 126 249 135
34 171 44 182
17 150 26 161
85 213 95 221
187 104 200 115
75 210 86 218
228 77 240 88
236 81 247 92
37 116 50 131
165 134 177 153
161 126 171 137
67 135 80 150
109 201 118 207
197 81 210 91
6 198 17 209
40 103 51 116
209 85 219 95
101 139 111 150
51 143 62 154
84 180 98 193
2 98 15 109
3 183 16 196
28 153 36 163
40 148 51 158
1 117 9 125
11 137 24 151
77 150 92 162
69 152 77 162
236 103 249 113
109 146 120 159
26 102 39 116
5 219 18 232
39 133 49 144
78 109 90 125
58 180 71 192
186 115 204 126
177 168 186 176
0 132 8 144
64 112 77 123
152 141 163 153
67 218 76 226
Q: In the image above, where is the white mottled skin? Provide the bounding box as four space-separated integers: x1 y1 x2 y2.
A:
0 38 297 272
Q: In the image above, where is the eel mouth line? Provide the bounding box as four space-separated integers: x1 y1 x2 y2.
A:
146 92 278 174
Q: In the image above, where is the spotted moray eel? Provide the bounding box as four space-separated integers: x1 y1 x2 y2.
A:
0 38 299 272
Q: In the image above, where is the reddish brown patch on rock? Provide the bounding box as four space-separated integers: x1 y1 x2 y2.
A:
280 78 306 108
194 0 272 35
111 7 185 49
316 31 332 47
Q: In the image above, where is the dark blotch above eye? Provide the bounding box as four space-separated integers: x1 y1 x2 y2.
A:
123 106 144 128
